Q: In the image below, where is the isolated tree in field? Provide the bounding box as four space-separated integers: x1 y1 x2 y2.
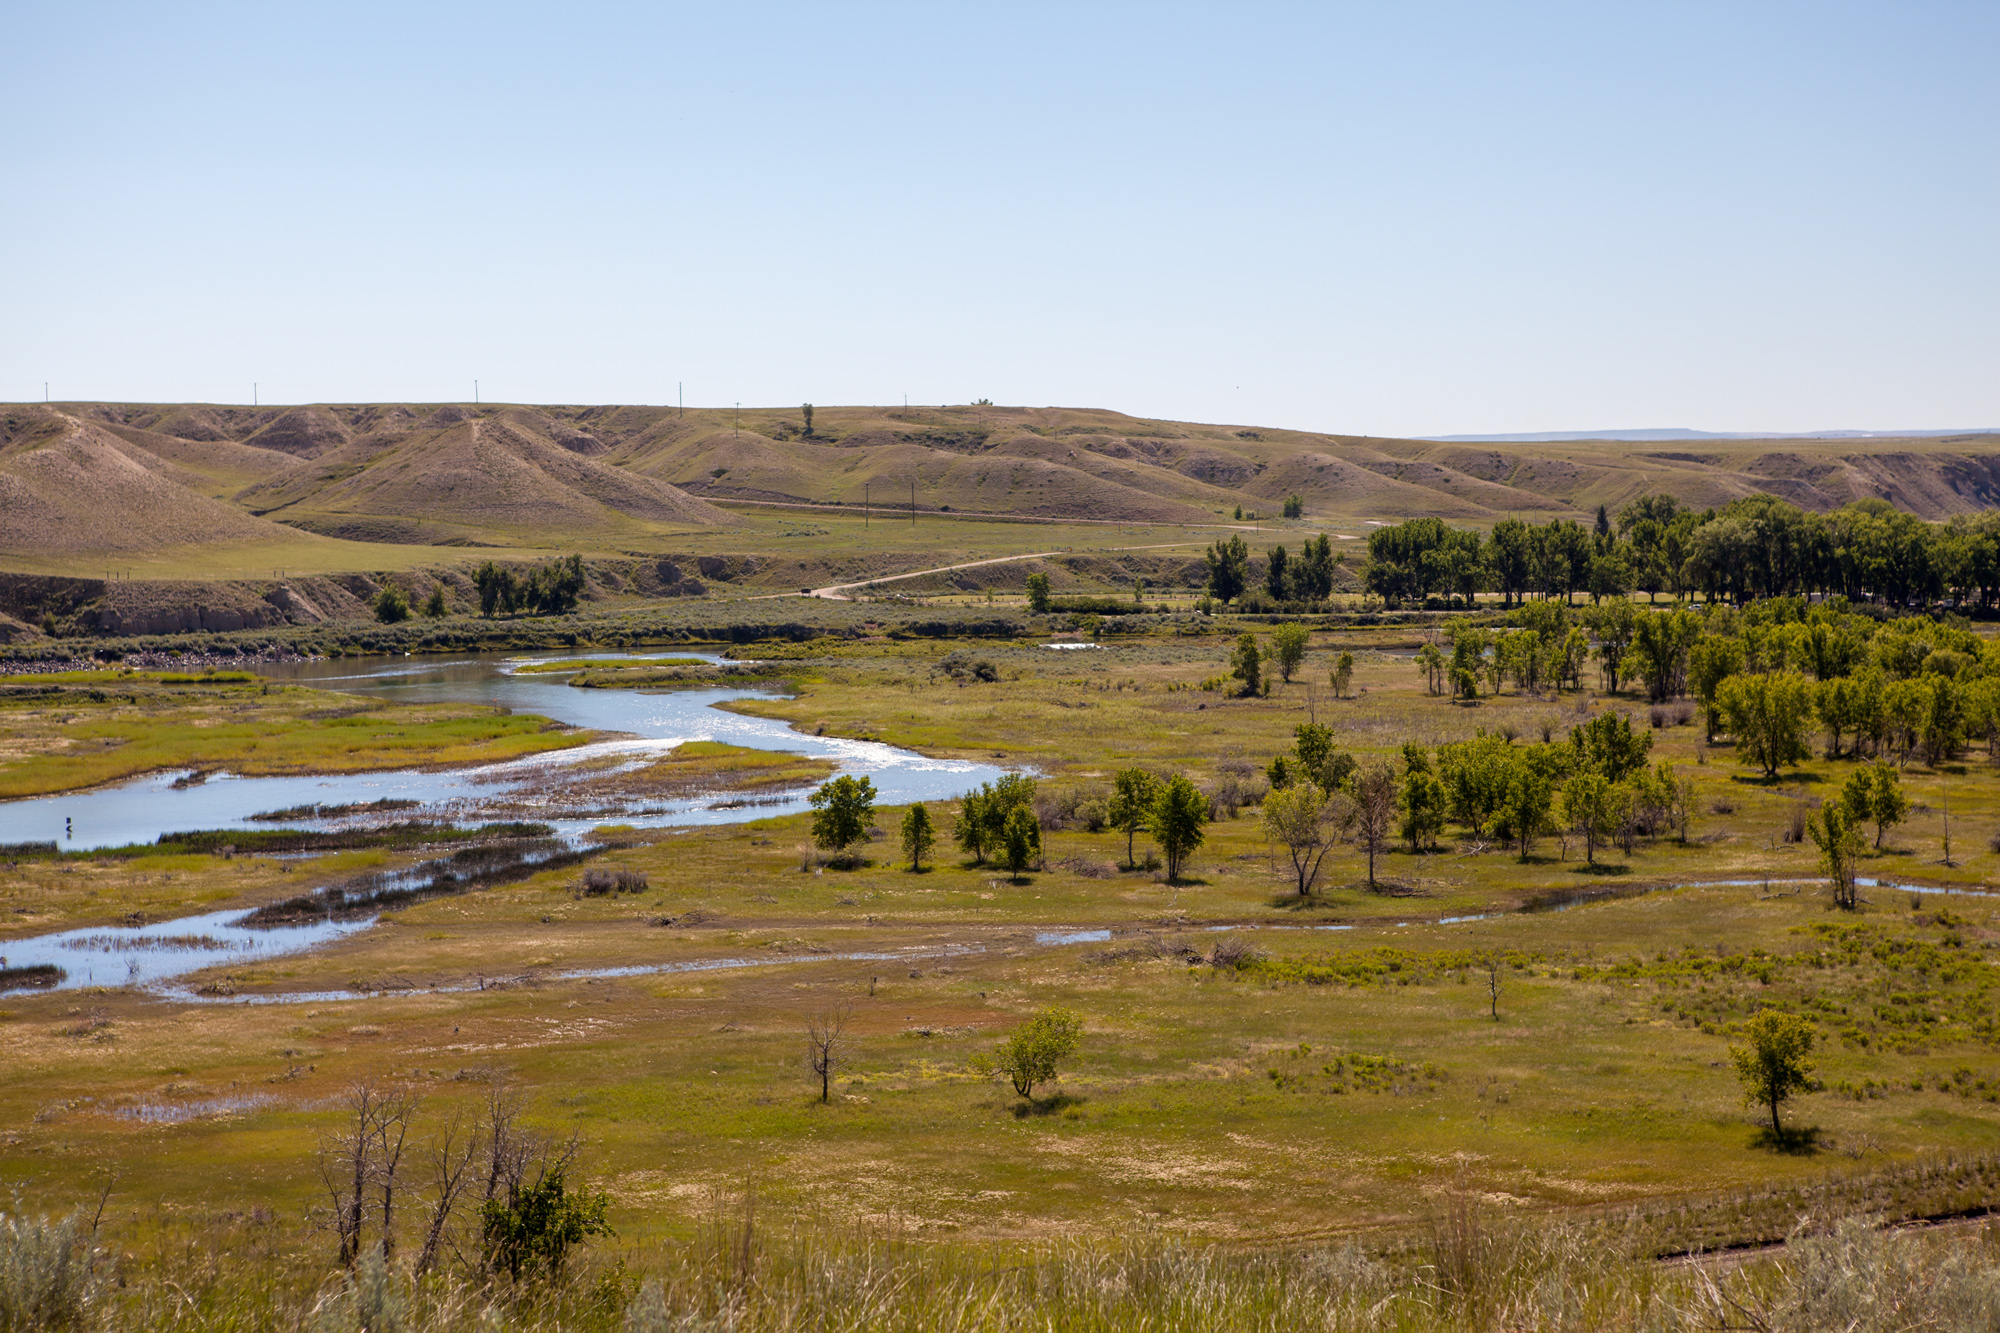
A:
422 585 449 618
479 1167 611 1281
1352 763 1398 889
1230 632 1262 696
1107 768 1158 866
809 775 876 858
1262 780 1351 897
1840 760 1908 849
994 1006 1083 1100
374 584 412 624
1270 623 1310 682
804 1003 849 1103
900 803 934 871
1415 642 1445 697
1730 1010 1817 1137
1001 804 1041 883
1331 651 1354 700
972 773 1038 854
1150 775 1208 883
801 402 814 437
1205 534 1250 604
1025 573 1051 613
1717 671 1816 779
1808 802 1864 910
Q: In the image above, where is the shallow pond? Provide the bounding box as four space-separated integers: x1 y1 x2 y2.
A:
2 651 1008 851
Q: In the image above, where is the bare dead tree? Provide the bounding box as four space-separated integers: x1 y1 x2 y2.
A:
805 1004 852 1104
319 1083 383 1266
375 1091 418 1260
1352 763 1399 891
415 1107 480 1276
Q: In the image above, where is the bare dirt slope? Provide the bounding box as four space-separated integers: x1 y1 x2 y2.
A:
0 410 323 557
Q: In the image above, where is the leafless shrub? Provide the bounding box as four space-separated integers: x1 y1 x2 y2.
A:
1206 937 1262 970
1056 855 1118 880
1649 705 1669 729
1670 700 1696 726
1035 787 1108 833
575 868 648 898
1712 795 1736 815
1783 797 1813 845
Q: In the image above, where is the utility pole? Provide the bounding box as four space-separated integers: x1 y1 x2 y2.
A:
678 382 683 417
474 380 479 404
44 382 48 403
253 383 258 406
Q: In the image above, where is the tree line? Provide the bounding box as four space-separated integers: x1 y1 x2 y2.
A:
1361 495 2000 610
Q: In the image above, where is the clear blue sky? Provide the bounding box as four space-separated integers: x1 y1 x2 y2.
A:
3 1 1994 437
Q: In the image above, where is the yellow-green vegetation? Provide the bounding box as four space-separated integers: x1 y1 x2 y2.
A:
510 657 710 674
4 604 2000 1326
0 672 591 798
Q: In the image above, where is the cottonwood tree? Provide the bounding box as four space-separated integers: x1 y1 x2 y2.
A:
809 775 876 859
1730 1011 1817 1137
1025 573 1051 613
1840 760 1908 848
900 803 934 871
805 1004 851 1104
1717 671 1817 778
1230 633 1262 696
1001 804 1041 883
992 1007 1083 1100
1561 773 1629 865
1808 803 1864 910
1205 534 1250 603
1352 763 1398 890
1331 651 1354 699
1261 780 1351 897
1106 769 1158 867
1270 623 1309 682
1150 775 1208 883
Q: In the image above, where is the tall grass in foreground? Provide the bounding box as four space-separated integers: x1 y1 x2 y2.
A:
5 1202 1999 1332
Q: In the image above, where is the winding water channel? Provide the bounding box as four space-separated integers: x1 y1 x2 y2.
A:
3 654 1993 1001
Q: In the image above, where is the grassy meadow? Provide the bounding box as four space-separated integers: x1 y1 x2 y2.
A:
1 619 1998 1326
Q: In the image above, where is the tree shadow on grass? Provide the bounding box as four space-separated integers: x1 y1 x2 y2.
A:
1729 771 1824 786
1012 1092 1086 1119
1267 892 1346 913
1570 862 1632 876
1751 1124 1822 1155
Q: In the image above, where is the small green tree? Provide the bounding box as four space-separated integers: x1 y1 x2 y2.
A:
1025 573 1051 613
1107 769 1158 866
472 561 516 617
1230 633 1262 697
1281 493 1305 519
1505 769 1554 860
809 775 876 858
954 791 990 864
1399 747 1446 851
1331 651 1354 699
1840 759 1908 849
1730 1010 1817 1137
1352 762 1398 889
1561 772 1629 865
422 585 449 618
993 1007 1083 1100
1415 642 1445 696
1262 780 1350 897
373 584 411 624
1270 623 1309 683
1808 801 1864 910
480 1169 612 1281
1205 534 1250 603
801 402 814 437
900 803 934 871
1150 774 1208 883
1001 804 1041 883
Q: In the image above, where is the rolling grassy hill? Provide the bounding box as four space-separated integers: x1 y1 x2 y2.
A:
7 401 2000 576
